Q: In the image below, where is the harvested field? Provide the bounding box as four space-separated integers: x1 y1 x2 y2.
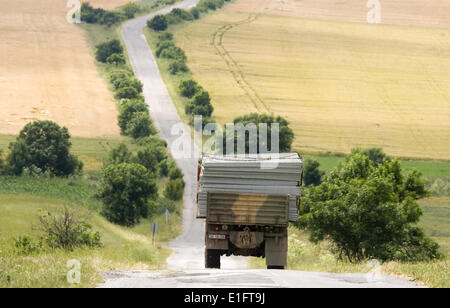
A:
0 0 126 137
228 0 450 28
173 0 450 159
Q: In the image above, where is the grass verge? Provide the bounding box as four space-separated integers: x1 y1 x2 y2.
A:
0 194 172 288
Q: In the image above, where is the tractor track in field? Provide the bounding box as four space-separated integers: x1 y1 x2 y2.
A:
212 14 272 114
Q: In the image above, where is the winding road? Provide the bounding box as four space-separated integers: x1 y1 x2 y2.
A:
99 0 421 288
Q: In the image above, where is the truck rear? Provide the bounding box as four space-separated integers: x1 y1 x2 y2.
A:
196 154 303 269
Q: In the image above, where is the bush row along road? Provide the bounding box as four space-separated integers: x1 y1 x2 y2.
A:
99 0 421 288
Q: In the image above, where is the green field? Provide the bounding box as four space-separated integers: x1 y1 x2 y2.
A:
303 154 450 178
171 1 450 160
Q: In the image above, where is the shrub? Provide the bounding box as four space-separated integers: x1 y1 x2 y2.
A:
96 39 123 63
179 79 201 98
350 147 390 167
147 15 168 31
136 146 160 174
0 150 5 175
160 46 186 61
303 159 325 186
429 178 450 197
110 71 132 87
298 153 441 262
100 11 123 27
115 86 141 100
158 32 173 41
185 90 214 117
168 166 184 180
166 8 193 24
100 163 158 226
163 178 185 201
105 143 134 166
169 60 189 75
135 136 167 149
114 77 143 93
37 206 102 250
118 99 149 134
81 3 123 26
153 197 178 215
122 2 141 19
158 158 170 177
190 8 200 19
106 53 126 65
125 112 156 139
6 121 83 176
14 235 44 255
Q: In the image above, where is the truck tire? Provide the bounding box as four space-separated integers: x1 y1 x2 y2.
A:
205 249 221 269
267 265 285 270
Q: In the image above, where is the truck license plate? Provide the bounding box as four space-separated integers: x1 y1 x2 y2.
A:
208 234 226 240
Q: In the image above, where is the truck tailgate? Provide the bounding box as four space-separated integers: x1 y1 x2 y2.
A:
207 193 289 226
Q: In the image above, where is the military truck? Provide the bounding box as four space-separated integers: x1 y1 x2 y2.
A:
196 154 303 269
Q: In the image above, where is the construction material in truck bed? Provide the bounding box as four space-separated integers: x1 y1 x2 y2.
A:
197 153 303 221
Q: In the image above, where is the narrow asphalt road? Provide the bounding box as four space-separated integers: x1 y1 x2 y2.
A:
99 0 421 288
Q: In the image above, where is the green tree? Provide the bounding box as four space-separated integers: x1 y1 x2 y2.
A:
303 158 325 186
118 99 149 134
114 77 143 93
96 39 123 63
99 163 158 226
158 158 170 177
185 90 214 117
299 153 440 262
0 150 5 175
147 15 168 31
115 86 141 100
169 60 189 75
123 2 140 19
105 143 134 166
125 112 156 139
136 146 160 174
6 121 82 176
190 8 200 19
158 32 173 41
179 79 201 98
159 46 186 60
155 41 175 57
106 53 126 65
163 178 185 201
168 166 184 180
110 71 132 88
350 147 390 167
226 113 294 153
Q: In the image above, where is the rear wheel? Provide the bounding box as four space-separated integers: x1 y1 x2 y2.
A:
267 265 285 270
205 249 221 269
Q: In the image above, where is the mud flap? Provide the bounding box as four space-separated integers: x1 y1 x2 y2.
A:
265 234 288 267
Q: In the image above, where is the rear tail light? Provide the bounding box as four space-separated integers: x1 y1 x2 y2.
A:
215 226 220 231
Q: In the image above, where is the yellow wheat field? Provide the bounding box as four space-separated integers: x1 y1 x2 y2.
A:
0 0 131 137
174 0 450 159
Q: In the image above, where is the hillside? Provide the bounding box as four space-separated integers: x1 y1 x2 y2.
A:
0 0 122 137
0 194 170 288
172 0 450 159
